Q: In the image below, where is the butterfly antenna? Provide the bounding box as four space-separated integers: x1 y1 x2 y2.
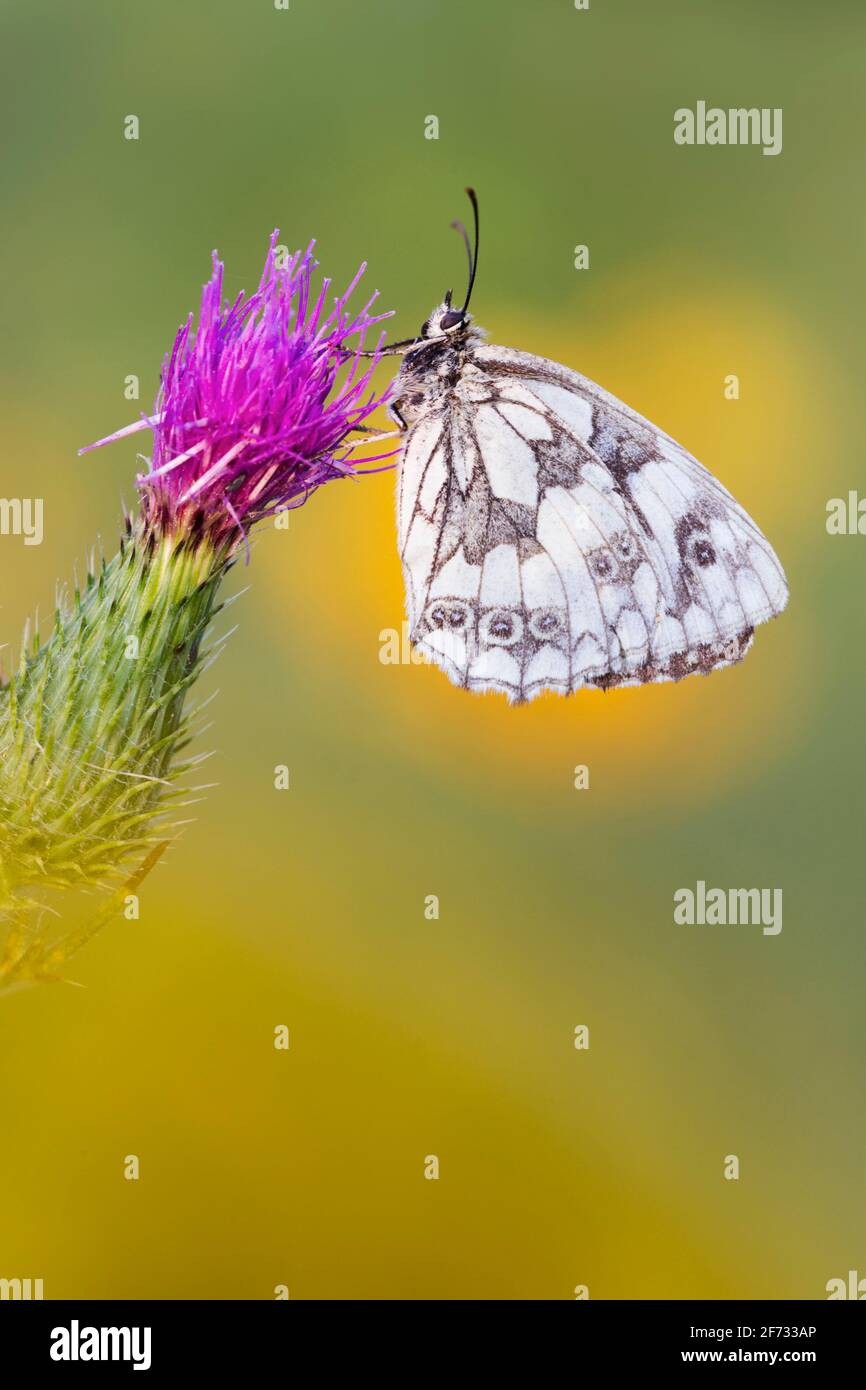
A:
347 190 479 357
460 187 479 314
450 218 473 290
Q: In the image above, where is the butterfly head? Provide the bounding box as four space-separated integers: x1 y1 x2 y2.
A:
420 295 473 341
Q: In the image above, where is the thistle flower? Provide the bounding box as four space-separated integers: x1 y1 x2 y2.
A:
83 231 395 546
0 233 394 990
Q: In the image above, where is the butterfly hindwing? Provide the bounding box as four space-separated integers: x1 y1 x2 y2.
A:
396 342 788 703
479 346 788 655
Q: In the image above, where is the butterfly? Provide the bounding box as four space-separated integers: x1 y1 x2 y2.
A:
383 189 788 704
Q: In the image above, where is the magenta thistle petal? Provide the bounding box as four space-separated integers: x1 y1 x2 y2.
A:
80 231 396 545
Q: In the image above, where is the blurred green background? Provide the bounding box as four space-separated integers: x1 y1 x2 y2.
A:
1 0 864 1299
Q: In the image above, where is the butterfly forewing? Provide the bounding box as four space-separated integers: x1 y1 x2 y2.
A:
396 340 788 703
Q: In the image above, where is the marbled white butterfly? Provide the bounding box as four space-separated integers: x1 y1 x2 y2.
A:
385 191 788 704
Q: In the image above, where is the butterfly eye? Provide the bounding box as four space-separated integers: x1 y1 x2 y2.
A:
426 601 470 631
440 310 465 331
481 609 523 647
529 609 565 641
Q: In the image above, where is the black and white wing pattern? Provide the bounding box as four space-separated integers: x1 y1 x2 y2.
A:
396 344 788 703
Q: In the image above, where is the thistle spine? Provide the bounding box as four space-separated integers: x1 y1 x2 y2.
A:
0 523 228 985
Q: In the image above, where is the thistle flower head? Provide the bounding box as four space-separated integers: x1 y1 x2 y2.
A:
82 232 396 546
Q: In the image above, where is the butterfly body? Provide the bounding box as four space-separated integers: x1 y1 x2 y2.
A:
391 202 788 704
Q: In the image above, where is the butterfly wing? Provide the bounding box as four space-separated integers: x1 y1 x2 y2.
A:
397 344 788 703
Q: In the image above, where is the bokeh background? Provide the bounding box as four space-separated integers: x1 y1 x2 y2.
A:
1 0 864 1299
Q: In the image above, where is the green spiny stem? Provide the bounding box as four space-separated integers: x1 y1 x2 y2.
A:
0 521 230 984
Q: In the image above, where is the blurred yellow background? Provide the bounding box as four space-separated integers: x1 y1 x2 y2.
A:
1 0 864 1299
